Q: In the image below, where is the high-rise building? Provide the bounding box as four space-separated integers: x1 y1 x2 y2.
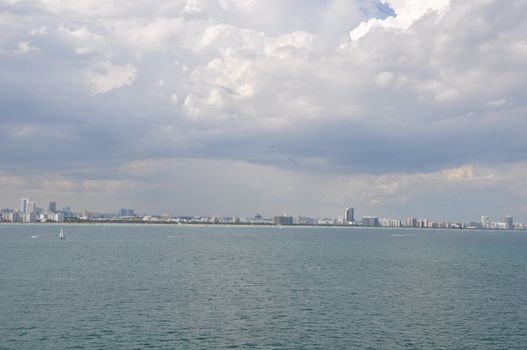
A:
21 198 29 213
505 216 514 230
361 216 379 227
273 214 293 225
481 215 489 229
403 218 418 228
49 201 57 213
20 198 35 215
345 208 354 223
379 218 401 227
27 201 35 214
118 208 135 217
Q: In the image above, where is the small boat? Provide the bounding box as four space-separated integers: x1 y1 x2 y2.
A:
59 228 65 240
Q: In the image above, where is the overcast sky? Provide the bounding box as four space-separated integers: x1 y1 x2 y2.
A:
1 0 527 222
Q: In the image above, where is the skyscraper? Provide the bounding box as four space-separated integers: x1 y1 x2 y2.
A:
49 201 57 213
20 198 34 214
481 215 489 229
505 216 514 230
118 208 135 217
361 216 379 227
273 213 293 225
345 208 354 223
21 198 29 213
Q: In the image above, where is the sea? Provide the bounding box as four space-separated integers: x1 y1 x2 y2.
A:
0 224 526 349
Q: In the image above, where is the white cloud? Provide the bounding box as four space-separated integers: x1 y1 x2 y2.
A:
376 71 395 87
1 0 527 220
486 98 507 107
30 26 48 36
170 93 179 105
0 41 39 55
350 0 450 41
85 61 137 95
17 41 39 53
113 17 186 52
58 25 105 54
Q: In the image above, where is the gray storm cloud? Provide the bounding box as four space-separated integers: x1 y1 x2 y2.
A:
1 0 526 221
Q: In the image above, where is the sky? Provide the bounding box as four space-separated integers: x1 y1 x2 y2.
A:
1 0 527 222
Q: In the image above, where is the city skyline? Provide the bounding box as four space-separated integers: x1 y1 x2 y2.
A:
1 196 523 230
1 1 527 222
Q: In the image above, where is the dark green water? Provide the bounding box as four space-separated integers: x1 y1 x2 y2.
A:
1 224 526 349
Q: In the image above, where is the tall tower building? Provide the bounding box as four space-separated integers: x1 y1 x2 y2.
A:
20 198 35 223
49 201 57 213
27 201 34 214
481 215 489 229
345 208 354 223
21 198 29 213
505 216 514 230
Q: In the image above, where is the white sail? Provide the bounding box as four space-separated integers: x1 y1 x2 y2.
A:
59 228 65 239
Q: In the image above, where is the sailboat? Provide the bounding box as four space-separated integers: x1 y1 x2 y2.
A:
59 228 65 240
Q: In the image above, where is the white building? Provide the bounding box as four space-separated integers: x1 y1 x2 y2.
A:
481 215 490 229
379 218 401 227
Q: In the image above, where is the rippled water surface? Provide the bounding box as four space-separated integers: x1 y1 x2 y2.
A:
1 224 526 349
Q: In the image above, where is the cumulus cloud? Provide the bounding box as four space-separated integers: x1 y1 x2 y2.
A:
58 25 105 54
85 61 137 95
16 41 39 53
170 93 179 105
350 0 450 41
486 98 507 107
1 0 527 220
0 41 39 54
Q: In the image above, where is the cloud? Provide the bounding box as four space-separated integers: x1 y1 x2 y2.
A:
1 159 526 222
486 98 507 107
0 41 39 54
350 0 450 41
85 61 137 95
170 93 179 105
1 0 527 221
58 25 105 54
16 41 39 53
30 26 48 36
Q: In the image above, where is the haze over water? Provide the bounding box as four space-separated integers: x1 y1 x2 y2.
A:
1 224 526 349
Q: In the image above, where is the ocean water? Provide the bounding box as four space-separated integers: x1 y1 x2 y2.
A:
0 224 526 349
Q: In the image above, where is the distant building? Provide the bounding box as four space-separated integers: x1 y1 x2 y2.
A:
49 201 57 213
21 198 34 214
379 218 400 227
273 214 293 225
2 211 15 222
417 218 429 228
118 208 135 217
505 216 514 230
294 216 315 225
317 217 336 225
21 198 29 213
361 216 379 227
403 218 418 228
481 215 490 229
22 212 34 223
468 221 483 229
345 208 354 223
20 198 36 222
63 207 73 218
492 221 507 230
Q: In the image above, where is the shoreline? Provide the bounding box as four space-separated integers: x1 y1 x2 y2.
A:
0 221 524 231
